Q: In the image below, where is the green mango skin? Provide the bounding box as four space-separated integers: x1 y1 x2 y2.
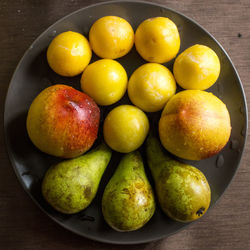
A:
42 143 112 214
146 135 211 222
102 151 155 232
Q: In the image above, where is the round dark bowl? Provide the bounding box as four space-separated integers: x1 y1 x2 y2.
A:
4 0 248 245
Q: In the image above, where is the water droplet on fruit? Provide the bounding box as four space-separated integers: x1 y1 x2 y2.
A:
79 214 95 222
160 8 165 14
21 171 39 188
239 106 244 114
241 128 246 137
216 155 224 168
230 139 239 150
56 213 71 222
49 30 57 38
22 171 31 176
22 175 32 188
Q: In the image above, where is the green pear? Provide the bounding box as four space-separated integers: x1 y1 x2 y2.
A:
102 151 155 232
42 143 112 214
146 135 211 222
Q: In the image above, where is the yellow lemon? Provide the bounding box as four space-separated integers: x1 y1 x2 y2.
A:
89 16 134 59
47 31 92 77
128 63 176 112
135 17 180 63
103 105 149 153
81 59 127 106
173 44 220 90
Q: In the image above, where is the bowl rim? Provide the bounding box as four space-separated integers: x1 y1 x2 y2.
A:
4 0 248 245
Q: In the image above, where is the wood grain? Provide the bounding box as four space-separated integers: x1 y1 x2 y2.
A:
0 0 249 249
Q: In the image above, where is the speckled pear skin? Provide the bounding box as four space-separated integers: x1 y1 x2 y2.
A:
146 135 211 222
42 143 112 214
102 151 155 232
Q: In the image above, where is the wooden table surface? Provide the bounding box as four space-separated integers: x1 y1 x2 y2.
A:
0 0 249 249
